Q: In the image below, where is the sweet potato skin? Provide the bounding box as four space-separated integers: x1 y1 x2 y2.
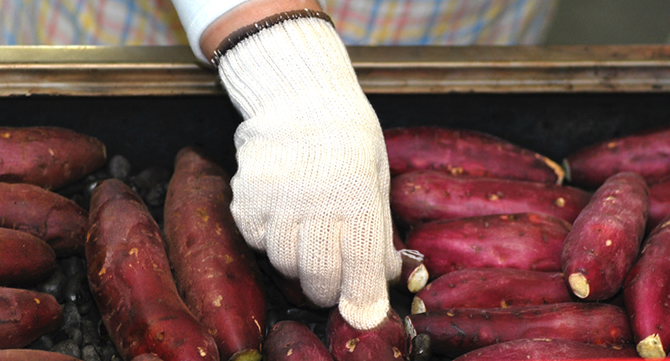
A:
0 182 88 256
263 320 334 361
86 179 219 361
163 147 266 361
0 287 63 349
623 216 670 358
405 213 571 278
405 302 633 357
391 170 590 225
132 354 165 361
0 228 56 286
326 308 407 361
648 176 670 229
384 126 564 184
565 126 670 187
452 338 639 361
393 223 429 294
412 268 573 314
0 349 82 361
0 126 106 190
561 172 649 301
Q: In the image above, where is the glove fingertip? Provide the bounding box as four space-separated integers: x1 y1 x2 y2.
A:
337 296 390 330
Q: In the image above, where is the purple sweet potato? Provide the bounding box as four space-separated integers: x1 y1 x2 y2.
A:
562 172 649 301
0 126 106 190
393 225 429 294
623 215 670 358
164 147 266 361
648 176 670 229
405 213 572 279
0 228 56 286
391 170 591 225
132 354 165 361
0 287 63 349
0 349 82 361
326 308 407 361
411 268 573 314
86 179 219 361
405 302 633 357
264 320 334 361
452 338 639 361
564 126 670 187
0 182 88 256
384 126 564 184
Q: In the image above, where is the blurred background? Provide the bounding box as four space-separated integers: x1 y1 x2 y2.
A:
545 0 670 44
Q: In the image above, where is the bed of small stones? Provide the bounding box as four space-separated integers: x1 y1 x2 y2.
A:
24 154 424 361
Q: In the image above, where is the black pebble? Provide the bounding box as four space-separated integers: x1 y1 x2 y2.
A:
66 326 83 347
27 335 54 351
37 267 65 303
51 339 82 359
81 319 101 347
82 345 103 361
62 301 82 330
107 155 132 182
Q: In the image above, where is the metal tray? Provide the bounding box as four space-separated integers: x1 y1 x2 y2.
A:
2 45 670 96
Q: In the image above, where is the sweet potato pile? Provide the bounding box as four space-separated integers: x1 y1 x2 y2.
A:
0 126 105 358
8 124 670 361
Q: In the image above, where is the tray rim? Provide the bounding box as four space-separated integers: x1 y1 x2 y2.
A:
2 45 670 96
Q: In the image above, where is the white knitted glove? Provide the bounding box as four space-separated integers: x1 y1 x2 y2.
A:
213 10 402 330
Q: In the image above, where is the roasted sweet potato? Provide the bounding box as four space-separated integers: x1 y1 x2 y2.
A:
405 213 571 278
562 172 648 301
648 176 670 229
0 126 106 190
452 338 639 361
405 302 633 357
326 308 407 361
384 126 564 184
411 268 573 314
86 179 219 361
564 126 670 187
164 147 266 361
0 287 63 349
0 349 82 361
391 170 591 225
0 182 88 256
623 215 670 358
392 224 429 294
0 228 56 286
132 354 165 361
263 320 334 361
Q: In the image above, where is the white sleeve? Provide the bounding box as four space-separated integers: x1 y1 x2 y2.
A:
172 0 327 64
171 0 250 64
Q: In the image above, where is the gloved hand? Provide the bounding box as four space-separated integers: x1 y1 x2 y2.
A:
213 10 402 330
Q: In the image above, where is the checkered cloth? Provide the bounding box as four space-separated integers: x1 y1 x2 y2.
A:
324 0 558 45
0 0 557 46
0 0 187 45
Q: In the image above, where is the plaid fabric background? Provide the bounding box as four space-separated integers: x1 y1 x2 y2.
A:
0 0 557 46
323 0 559 45
0 0 187 45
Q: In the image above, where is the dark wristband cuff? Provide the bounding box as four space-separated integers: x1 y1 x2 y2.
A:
211 8 334 67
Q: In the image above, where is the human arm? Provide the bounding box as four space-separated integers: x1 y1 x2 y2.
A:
171 0 402 330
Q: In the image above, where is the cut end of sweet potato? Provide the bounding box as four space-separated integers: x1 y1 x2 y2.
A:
408 264 429 293
568 273 590 299
404 315 417 339
229 349 262 361
411 296 427 314
543 156 566 185
637 334 666 359
563 158 572 183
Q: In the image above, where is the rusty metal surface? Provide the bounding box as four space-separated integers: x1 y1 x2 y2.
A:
1 45 670 96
